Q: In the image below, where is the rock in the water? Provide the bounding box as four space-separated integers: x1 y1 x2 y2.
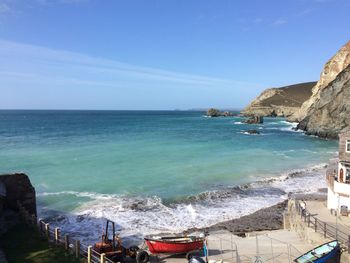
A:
246 129 260 135
222 111 234 117
241 82 315 117
206 108 221 117
206 108 235 117
244 116 263 124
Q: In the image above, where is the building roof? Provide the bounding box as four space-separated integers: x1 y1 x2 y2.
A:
0 181 6 197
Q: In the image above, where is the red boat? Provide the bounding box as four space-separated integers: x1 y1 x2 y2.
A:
135 235 206 263
145 236 204 254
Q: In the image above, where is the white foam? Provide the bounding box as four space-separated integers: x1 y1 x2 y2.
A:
239 131 260 135
38 191 283 245
37 161 330 246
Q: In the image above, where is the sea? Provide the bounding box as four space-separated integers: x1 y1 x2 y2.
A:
0 110 338 244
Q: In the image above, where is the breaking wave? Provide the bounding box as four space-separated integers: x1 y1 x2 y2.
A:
37 162 330 246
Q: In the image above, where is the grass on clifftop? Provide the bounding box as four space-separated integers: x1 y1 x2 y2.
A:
1 222 81 263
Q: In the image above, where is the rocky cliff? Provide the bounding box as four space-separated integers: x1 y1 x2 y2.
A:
297 64 350 138
0 173 37 216
241 82 316 117
289 41 350 122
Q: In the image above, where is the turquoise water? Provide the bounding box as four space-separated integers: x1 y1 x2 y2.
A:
0 110 338 241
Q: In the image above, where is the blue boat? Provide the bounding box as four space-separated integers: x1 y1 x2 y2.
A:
294 240 340 263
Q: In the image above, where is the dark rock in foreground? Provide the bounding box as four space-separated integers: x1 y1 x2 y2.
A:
0 173 37 216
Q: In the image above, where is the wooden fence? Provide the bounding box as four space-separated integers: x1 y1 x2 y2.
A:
17 201 114 263
294 199 350 253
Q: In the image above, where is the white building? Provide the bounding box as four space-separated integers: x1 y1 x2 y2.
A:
327 131 350 215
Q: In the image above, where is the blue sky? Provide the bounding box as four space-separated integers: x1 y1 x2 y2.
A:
0 0 349 110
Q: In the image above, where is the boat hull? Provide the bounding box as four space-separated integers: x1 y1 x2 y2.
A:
294 240 341 263
145 237 204 254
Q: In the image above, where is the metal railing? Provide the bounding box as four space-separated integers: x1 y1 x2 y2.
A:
206 233 240 262
206 231 302 263
17 201 114 263
294 199 350 253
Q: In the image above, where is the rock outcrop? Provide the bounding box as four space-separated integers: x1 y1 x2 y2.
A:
242 82 316 117
206 108 221 117
297 64 350 138
0 173 37 216
206 108 235 117
244 116 263 124
289 41 350 122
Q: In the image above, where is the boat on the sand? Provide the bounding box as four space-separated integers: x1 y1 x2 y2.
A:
294 240 341 263
144 235 205 254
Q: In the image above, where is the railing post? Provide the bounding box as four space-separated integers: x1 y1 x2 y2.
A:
45 223 50 239
287 244 291 263
55 227 60 243
39 219 43 233
348 236 350 254
100 253 106 263
297 202 300 214
270 238 274 263
324 222 327 238
87 246 92 263
315 218 317 232
75 240 80 258
307 214 311 227
65 234 69 250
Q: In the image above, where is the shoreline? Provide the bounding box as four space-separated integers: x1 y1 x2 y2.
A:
193 192 327 236
37 158 337 245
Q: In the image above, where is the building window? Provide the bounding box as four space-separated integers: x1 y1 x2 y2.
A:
347 140 350 153
347 169 350 184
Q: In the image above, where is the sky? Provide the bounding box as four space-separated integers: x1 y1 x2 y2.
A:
0 0 349 110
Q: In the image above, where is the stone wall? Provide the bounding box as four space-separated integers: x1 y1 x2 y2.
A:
0 173 37 216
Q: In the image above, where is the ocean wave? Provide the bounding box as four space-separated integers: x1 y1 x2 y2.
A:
37 162 330 245
239 131 260 135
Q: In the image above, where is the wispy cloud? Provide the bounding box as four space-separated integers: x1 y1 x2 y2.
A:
272 18 287 26
0 39 260 109
0 39 258 88
34 0 89 4
296 8 313 17
0 3 10 13
253 18 263 24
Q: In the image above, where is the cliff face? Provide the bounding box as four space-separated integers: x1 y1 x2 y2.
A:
0 173 37 216
242 82 315 117
289 41 350 122
297 64 350 138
